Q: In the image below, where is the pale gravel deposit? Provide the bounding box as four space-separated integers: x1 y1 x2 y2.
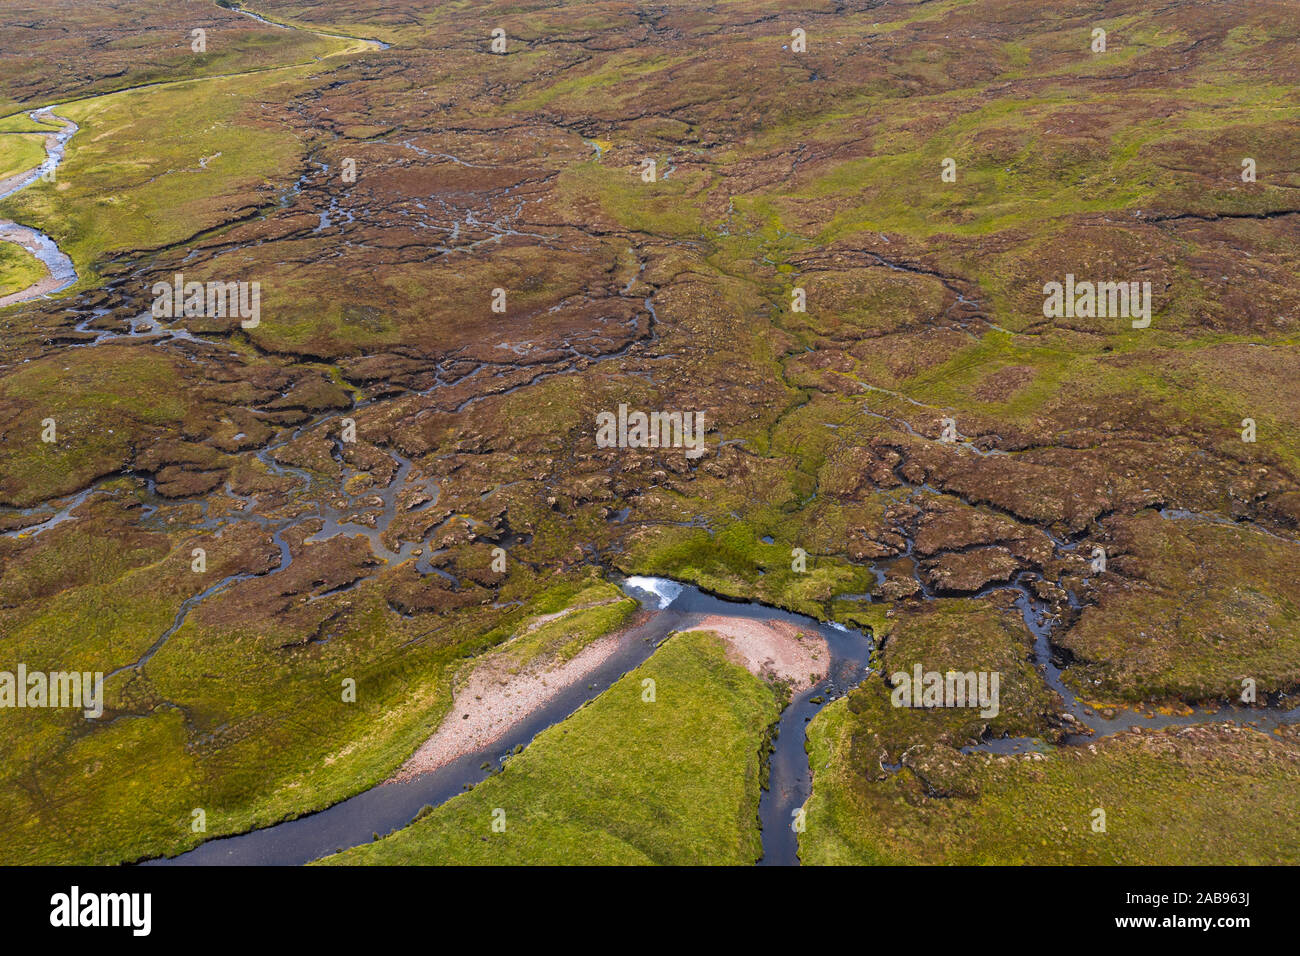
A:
678 615 828 691
392 611 826 782
391 614 646 781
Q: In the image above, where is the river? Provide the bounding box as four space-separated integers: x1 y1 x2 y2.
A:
5 2 1296 868
0 108 79 307
147 567 1299 866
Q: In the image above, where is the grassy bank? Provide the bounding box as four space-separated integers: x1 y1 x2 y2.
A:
0 241 47 297
320 629 782 865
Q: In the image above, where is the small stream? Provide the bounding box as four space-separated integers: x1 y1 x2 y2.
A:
621 579 874 867
149 578 873 865
983 569 1300 747
756 617 871 866
0 0 390 312
0 108 79 307
6 0 1296 869
135 537 1300 868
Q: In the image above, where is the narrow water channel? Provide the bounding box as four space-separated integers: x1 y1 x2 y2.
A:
0 108 79 307
11 1 1296 869
148 567 1299 866
149 578 874 865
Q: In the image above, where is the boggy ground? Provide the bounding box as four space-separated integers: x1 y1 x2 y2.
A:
0 0 1297 864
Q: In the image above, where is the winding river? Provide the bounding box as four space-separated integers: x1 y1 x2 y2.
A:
147 568 1299 867
2 2 1296 868
0 108 78 307
149 578 875 866
0 1 387 310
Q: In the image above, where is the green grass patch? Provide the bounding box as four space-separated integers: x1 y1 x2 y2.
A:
0 132 44 181
0 239 47 297
0 69 318 287
320 630 781 864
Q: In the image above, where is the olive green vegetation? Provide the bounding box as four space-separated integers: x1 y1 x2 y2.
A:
0 6 349 115
555 155 708 240
0 132 45 182
0 348 192 506
617 522 879 622
239 243 619 358
0 72 312 288
802 698 1300 864
801 84 1300 245
0 565 630 864
319 630 781 865
0 240 47 297
862 598 1062 753
1059 510 1300 704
